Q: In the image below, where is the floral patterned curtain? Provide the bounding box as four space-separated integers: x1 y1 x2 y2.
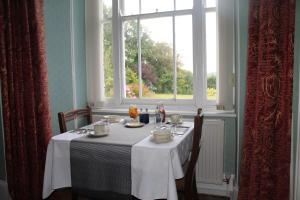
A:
239 0 295 199
0 0 51 199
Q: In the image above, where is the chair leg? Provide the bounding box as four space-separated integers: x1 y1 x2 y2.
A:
184 188 193 200
192 175 198 200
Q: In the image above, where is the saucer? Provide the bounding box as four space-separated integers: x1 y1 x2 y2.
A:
125 122 145 128
88 131 109 137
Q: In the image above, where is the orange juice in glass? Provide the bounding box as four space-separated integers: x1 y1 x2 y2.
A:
128 105 138 120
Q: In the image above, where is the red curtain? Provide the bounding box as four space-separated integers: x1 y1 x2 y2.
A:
239 0 295 199
0 0 51 199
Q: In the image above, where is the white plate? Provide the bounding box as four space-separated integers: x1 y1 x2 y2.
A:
125 122 145 128
88 131 109 137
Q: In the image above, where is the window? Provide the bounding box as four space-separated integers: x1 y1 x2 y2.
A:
86 0 235 110
122 1 194 100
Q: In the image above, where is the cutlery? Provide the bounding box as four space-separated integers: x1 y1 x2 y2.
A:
69 128 92 134
177 125 190 128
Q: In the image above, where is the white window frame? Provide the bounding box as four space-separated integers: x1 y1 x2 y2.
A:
202 4 218 106
85 0 234 111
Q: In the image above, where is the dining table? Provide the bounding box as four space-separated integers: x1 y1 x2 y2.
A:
42 119 194 200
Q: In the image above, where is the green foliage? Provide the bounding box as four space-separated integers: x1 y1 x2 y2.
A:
207 74 217 99
177 68 193 94
126 83 154 98
125 65 138 84
207 74 216 89
103 21 113 97
207 88 217 100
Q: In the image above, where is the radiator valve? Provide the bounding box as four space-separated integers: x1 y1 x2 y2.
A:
223 174 231 184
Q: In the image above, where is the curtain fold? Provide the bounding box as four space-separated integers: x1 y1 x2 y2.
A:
239 0 295 199
0 0 51 199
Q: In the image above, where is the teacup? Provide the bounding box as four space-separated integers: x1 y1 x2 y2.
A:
170 114 182 124
94 123 109 135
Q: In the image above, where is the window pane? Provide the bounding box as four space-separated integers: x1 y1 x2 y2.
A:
205 0 216 8
175 15 193 99
141 0 173 14
101 0 112 19
122 0 140 16
103 22 114 97
124 20 139 99
176 0 193 10
140 17 173 99
205 12 217 100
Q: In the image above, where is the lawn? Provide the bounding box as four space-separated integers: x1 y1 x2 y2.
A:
149 94 193 99
146 93 216 100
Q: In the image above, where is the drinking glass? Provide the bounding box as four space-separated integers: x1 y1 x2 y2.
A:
170 114 181 133
154 115 162 128
128 105 138 121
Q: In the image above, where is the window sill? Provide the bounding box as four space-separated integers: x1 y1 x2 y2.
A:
92 108 236 118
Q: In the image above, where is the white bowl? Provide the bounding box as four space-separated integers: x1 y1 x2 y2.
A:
103 115 121 123
151 129 172 143
170 114 182 124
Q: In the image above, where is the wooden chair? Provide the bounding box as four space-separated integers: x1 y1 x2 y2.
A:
58 106 92 133
176 108 203 200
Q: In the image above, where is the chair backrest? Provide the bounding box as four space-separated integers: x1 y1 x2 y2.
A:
58 106 92 133
184 108 203 190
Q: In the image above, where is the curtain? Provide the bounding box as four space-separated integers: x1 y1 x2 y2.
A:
0 0 51 199
239 0 295 199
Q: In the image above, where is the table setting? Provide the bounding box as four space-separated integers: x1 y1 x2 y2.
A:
43 105 194 200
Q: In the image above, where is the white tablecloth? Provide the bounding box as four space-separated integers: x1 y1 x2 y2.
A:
131 122 193 200
42 132 84 198
42 123 193 200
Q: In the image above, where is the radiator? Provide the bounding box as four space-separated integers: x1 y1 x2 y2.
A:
196 119 224 185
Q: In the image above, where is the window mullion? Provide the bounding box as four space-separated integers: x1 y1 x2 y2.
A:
137 0 142 98
193 0 204 107
99 2 105 100
112 0 122 104
172 14 177 99
137 18 142 98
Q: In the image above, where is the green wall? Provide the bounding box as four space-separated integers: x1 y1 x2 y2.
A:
293 0 300 183
237 0 249 183
73 0 87 108
45 0 74 135
44 0 87 135
237 0 248 152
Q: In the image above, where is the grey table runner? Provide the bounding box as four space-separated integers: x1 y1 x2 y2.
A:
70 123 154 198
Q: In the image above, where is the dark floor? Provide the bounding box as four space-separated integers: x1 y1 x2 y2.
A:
198 194 229 200
47 189 229 200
